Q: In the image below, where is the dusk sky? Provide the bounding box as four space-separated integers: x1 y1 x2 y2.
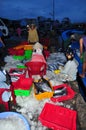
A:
0 0 86 23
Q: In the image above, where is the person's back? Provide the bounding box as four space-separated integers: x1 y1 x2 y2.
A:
29 28 39 43
27 24 39 44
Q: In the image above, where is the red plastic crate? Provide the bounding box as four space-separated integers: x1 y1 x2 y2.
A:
39 103 77 130
8 48 24 56
8 48 17 55
51 83 76 102
13 77 33 90
12 77 33 96
15 49 24 56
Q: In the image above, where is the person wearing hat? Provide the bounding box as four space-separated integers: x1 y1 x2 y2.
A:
27 24 39 44
79 31 86 78
69 33 80 50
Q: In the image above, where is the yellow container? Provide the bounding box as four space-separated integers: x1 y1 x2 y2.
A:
34 89 54 100
24 45 33 50
33 79 54 100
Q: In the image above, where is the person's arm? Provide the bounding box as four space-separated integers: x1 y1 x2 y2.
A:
79 38 83 58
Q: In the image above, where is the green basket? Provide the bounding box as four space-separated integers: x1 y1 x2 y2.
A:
24 50 32 59
14 88 32 96
17 65 26 69
13 55 25 60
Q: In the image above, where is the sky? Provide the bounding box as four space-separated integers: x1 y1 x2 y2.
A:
0 0 86 23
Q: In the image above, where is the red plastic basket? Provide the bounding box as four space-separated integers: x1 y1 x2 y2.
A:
13 77 33 90
39 103 77 130
12 77 33 96
8 48 17 55
25 61 46 77
15 49 24 56
51 83 76 102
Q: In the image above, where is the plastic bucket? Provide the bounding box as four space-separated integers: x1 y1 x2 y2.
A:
0 112 30 130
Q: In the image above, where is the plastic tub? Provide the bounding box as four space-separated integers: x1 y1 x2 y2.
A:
34 88 54 100
0 112 30 130
39 103 77 130
51 83 76 102
33 79 54 100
